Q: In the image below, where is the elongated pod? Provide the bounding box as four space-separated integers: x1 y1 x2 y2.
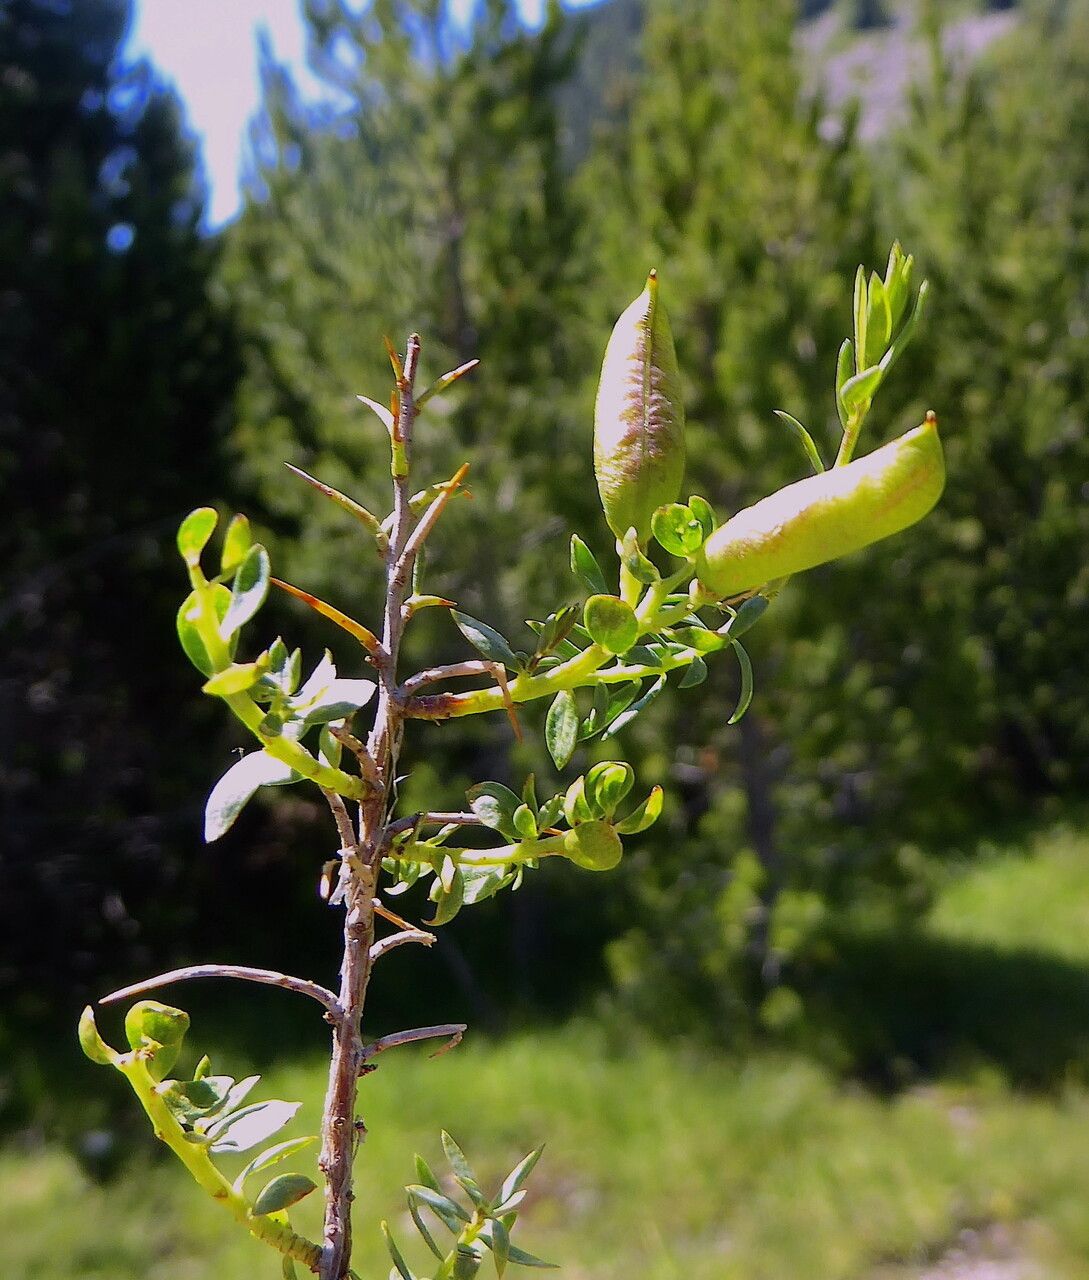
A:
696 415 945 599
595 272 686 542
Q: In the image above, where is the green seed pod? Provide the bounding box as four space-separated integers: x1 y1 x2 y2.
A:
562 820 623 872
696 416 945 599
594 272 686 542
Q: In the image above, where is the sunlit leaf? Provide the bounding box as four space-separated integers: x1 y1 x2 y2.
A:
252 1172 316 1216
545 690 579 770
204 752 297 842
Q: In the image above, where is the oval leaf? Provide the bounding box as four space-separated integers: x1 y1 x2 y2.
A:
583 595 639 656
177 508 218 568
545 690 579 770
235 1135 318 1190
205 751 297 842
569 535 607 595
221 544 271 640
207 1099 301 1154
252 1172 317 1216
177 584 232 676
452 612 518 669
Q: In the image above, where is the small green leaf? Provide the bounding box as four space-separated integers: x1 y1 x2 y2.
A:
177 585 232 676
202 662 263 697
773 411 825 474
382 1222 416 1280
615 785 664 835
563 776 592 826
728 639 754 725
580 681 641 740
499 1145 544 1204
406 1184 472 1226
651 504 705 557
453 613 518 669
426 859 464 926
620 528 659 585
583 595 639 655
319 724 343 768
479 1225 556 1270
466 781 521 838
177 508 218 568
584 761 634 817
220 513 253 576
489 1216 510 1277
570 535 607 595
235 1135 318 1190
299 678 376 726
78 1006 117 1065
442 1131 487 1207
879 278 929 378
670 626 726 655
410 1197 445 1259
678 655 708 687
852 264 867 374
718 595 769 641
414 1153 443 1193
521 774 538 812
531 606 579 667
252 1173 317 1216
545 690 579 770
220 544 271 640
205 751 298 842
602 674 665 739
835 338 854 429
839 363 883 417
687 495 716 539
207 1099 302 1154
865 271 892 366
512 804 537 840
536 793 564 830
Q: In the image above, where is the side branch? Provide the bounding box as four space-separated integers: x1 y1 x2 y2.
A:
370 929 436 962
395 462 470 577
100 965 338 1013
360 1023 467 1063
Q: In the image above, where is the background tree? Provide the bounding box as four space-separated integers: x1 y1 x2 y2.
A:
0 0 239 1018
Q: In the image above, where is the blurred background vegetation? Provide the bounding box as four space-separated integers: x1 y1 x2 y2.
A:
2 0 1088 1275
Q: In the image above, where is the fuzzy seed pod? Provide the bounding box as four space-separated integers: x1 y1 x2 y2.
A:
696 416 945 599
594 272 686 542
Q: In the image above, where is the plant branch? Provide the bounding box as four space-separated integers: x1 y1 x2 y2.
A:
360 1024 467 1062
317 334 424 1280
99 965 337 1013
369 929 436 962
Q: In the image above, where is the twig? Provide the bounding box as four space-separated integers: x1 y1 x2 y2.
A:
399 660 496 696
373 898 416 931
99 965 338 1013
328 725 381 787
369 929 436 962
383 810 483 840
359 1023 467 1063
394 462 470 576
323 789 360 857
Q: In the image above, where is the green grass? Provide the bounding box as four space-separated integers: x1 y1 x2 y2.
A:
8 819 1089 1279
